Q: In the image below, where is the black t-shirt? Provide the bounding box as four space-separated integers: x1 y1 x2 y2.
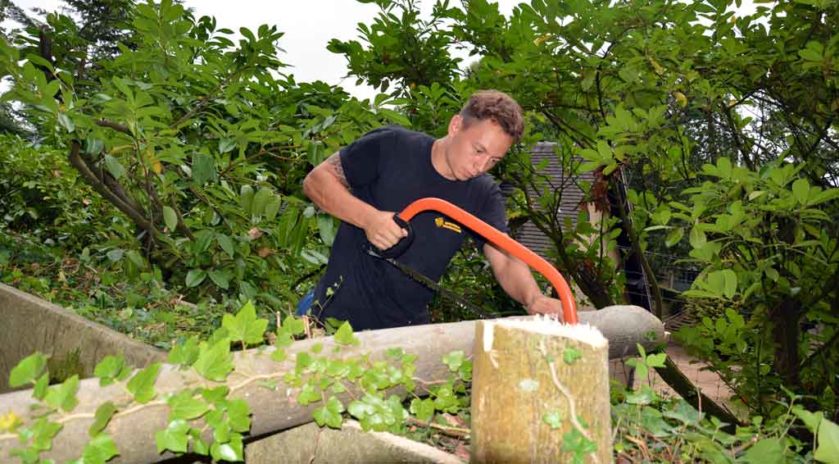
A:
311 126 508 330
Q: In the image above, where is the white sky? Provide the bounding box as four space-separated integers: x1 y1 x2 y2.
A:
9 0 520 99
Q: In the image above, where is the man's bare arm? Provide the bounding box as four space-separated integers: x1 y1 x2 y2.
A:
303 151 406 250
484 242 564 318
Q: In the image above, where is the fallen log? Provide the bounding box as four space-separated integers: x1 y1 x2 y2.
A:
0 305 663 463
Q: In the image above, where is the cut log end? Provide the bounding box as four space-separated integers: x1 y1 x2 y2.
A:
482 316 608 353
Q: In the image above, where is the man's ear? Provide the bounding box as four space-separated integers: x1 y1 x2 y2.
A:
448 114 463 136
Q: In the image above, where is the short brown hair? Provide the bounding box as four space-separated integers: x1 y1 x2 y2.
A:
460 90 524 142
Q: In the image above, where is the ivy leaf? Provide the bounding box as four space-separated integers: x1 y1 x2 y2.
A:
201 386 230 403
409 398 435 422
442 350 464 371
88 401 117 437
94 355 131 386
297 383 321 406
81 433 119 464
9 352 47 387
44 375 80 412
211 435 243 462
743 438 785 464
192 339 233 382
542 411 563 429
270 348 287 363
162 206 177 232
221 301 268 346
333 321 359 346
645 352 667 368
33 373 49 400
226 399 251 432
282 316 306 336
815 417 839 464
563 348 582 364
168 391 210 421
126 363 161 404
155 419 190 454
29 417 63 452
313 396 344 429
168 336 201 367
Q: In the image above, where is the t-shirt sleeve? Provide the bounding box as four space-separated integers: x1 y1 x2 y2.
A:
472 181 509 247
339 127 395 189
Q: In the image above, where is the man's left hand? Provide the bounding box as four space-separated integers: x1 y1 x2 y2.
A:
526 295 564 321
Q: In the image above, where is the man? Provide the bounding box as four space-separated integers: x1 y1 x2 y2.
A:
301 90 563 330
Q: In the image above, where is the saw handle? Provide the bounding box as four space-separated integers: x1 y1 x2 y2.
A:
367 214 414 258
397 197 579 324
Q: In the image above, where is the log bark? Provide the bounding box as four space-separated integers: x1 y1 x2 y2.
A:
0 306 662 463
472 317 611 464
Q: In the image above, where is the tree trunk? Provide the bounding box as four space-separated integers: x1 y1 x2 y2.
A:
472 317 611 464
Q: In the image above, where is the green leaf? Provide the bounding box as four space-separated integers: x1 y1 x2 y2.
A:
193 339 234 381
218 138 236 154
333 321 359 346
251 187 273 217
168 391 210 421
409 398 435 422
192 152 216 184
297 383 321 405
743 438 785 464
542 411 563 429
815 417 839 463
155 419 190 454
103 155 126 179
689 226 707 249
227 399 252 432
270 348 287 362
33 373 49 400
721 269 738 299
443 350 465 371
282 316 306 336
162 206 178 232
208 269 230 290
168 336 201 366
81 433 119 464
211 436 243 462
185 269 206 288
313 396 344 429
792 178 810 205
239 185 254 213
88 401 117 437
9 352 47 387
665 227 684 248
563 347 582 364
44 375 80 412
793 406 823 433
265 195 282 221
216 234 235 258
221 301 268 346
646 352 667 368
126 363 161 404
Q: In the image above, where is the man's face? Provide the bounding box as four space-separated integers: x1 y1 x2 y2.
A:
443 115 514 181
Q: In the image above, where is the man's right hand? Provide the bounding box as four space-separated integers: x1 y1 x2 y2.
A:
364 210 408 251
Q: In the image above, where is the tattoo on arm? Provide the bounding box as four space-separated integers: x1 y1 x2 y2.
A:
326 151 349 187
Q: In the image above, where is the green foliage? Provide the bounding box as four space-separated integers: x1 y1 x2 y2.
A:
672 159 839 416
0 0 406 315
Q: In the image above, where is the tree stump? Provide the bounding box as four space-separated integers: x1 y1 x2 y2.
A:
472 316 611 463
